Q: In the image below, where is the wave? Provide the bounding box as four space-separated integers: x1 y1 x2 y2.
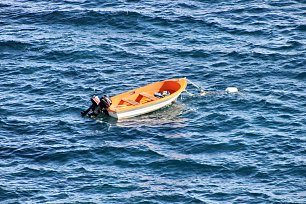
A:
0 3 10 8
295 72 306 80
296 24 306 31
40 49 100 61
262 41 304 51
0 187 19 202
147 158 227 174
12 9 146 27
134 193 204 203
33 145 163 163
7 6 269 33
0 40 33 51
184 142 247 154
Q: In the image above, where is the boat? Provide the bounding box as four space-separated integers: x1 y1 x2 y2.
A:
107 78 187 119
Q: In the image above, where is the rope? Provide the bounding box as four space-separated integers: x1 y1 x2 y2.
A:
184 89 195 96
186 79 238 96
187 79 206 92
186 79 209 96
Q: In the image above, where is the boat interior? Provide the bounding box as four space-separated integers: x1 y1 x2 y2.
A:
109 80 182 110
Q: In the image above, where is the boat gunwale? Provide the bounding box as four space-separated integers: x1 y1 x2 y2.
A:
107 78 187 114
109 92 178 114
109 93 181 119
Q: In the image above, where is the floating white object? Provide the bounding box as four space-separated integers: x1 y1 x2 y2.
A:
225 87 239 93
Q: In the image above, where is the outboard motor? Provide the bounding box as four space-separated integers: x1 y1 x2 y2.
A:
100 95 112 109
99 95 112 116
91 95 100 106
81 95 112 117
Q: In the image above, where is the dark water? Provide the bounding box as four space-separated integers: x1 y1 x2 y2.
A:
1 0 305 203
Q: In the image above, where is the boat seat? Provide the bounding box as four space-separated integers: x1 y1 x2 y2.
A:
121 98 139 106
139 92 157 101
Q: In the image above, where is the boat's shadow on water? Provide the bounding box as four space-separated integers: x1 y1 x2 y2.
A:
96 102 188 128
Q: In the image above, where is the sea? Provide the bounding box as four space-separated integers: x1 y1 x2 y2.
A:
0 0 305 203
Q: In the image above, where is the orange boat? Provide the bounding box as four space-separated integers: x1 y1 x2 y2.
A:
107 78 187 119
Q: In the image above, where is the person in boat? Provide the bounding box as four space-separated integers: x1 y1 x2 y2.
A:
81 95 112 117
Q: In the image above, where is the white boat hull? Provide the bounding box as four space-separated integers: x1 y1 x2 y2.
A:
109 95 179 119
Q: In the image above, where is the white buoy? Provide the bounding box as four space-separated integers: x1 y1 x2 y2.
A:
225 87 239 93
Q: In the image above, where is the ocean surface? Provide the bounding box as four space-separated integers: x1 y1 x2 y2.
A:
0 0 305 203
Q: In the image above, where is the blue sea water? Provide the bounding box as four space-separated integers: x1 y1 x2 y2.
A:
0 0 305 203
